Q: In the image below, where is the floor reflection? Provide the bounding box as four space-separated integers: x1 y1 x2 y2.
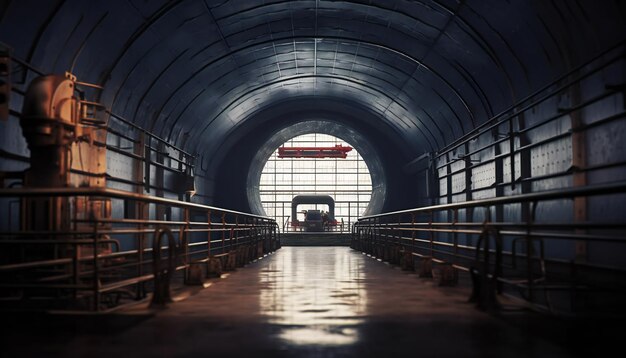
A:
259 247 367 347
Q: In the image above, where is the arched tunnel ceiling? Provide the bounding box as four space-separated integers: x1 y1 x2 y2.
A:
1 0 625 160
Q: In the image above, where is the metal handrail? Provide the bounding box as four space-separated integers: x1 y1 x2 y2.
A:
0 187 280 312
106 110 194 158
0 187 273 220
353 180 626 314
435 40 625 159
358 180 626 220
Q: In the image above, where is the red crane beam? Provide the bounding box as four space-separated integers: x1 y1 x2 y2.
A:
278 144 353 158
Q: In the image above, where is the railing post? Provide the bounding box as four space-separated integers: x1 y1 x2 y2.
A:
72 235 79 301
136 221 145 299
92 221 100 312
526 202 535 302
207 209 212 258
410 213 416 252
151 227 176 307
144 132 151 193
221 213 226 254
235 215 239 247
569 77 588 263
182 207 190 282
184 207 190 247
395 214 402 264
429 211 434 258
401 213 415 271
470 219 501 311
396 214 404 247
374 217 380 258
452 208 458 266
508 116 516 190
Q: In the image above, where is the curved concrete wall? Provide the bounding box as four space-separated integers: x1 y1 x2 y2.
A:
1 1 625 213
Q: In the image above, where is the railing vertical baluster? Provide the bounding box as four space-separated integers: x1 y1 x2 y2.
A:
183 207 189 264
526 202 534 302
221 213 226 254
92 218 100 312
207 209 212 257
397 215 401 249
429 211 434 258
235 215 239 247
411 213 416 254
453 208 458 266
73 235 79 301
374 219 378 255
137 222 144 299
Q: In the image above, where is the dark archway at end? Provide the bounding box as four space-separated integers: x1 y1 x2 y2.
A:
211 97 422 215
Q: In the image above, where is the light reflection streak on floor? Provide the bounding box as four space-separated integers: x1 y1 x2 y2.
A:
259 247 367 346
2 246 584 357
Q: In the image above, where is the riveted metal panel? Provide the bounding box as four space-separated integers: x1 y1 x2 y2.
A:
587 120 626 169
451 172 466 195
530 139 572 178
471 162 495 190
471 187 496 200
502 153 521 183
106 152 136 181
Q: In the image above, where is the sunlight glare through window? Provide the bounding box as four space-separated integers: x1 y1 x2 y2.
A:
259 133 372 231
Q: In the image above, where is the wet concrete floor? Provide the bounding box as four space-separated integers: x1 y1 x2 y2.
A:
2 247 621 357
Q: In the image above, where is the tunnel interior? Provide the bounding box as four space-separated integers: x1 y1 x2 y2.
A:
1 1 626 354
3 0 625 213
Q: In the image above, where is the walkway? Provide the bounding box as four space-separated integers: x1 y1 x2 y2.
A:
3 247 607 357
